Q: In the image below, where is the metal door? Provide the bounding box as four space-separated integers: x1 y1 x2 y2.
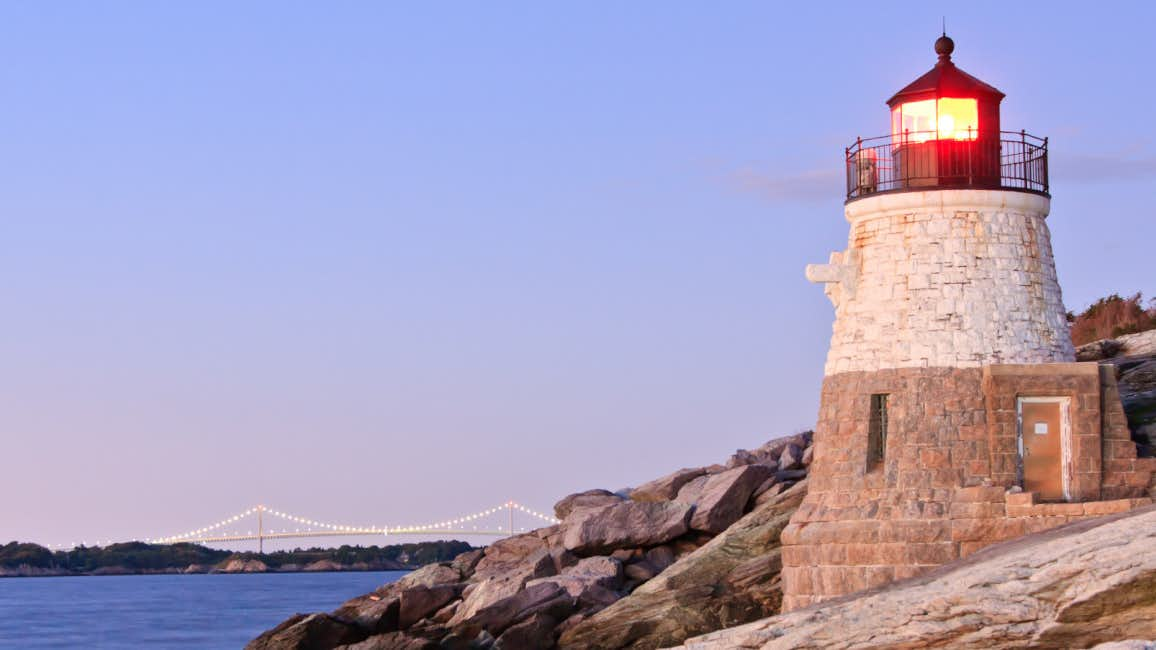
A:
1019 400 1064 500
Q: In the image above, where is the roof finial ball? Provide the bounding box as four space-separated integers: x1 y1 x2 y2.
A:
935 33 955 62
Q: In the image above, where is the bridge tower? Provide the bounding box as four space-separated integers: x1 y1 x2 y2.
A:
781 34 1153 611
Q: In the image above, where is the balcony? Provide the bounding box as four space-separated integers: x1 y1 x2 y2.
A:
845 130 1048 202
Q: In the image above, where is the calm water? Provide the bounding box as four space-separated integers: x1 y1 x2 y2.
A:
0 571 407 649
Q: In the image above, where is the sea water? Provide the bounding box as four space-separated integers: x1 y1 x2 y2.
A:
0 571 407 649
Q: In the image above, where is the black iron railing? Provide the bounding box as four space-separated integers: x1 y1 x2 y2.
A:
845 130 1048 201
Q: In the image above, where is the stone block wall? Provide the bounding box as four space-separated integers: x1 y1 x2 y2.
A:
1101 364 1156 498
781 363 1156 612
809 190 1075 376
982 363 1103 501
781 484 1153 611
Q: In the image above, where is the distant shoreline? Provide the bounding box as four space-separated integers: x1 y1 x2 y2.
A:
1 539 477 579
0 565 415 579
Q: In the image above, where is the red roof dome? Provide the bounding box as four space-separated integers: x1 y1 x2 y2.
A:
886 36 1005 108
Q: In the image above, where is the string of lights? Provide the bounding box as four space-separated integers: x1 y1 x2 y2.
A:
142 500 560 545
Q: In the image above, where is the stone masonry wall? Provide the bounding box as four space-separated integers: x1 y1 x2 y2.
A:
1101 364 1156 498
982 363 1103 501
781 365 1154 611
780 485 1152 612
808 190 1075 376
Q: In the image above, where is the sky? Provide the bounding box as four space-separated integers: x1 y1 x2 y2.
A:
2 2 1154 549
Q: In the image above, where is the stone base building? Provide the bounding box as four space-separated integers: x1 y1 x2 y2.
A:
782 37 1156 611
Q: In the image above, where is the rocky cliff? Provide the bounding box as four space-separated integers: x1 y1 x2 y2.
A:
681 504 1156 649
247 432 815 650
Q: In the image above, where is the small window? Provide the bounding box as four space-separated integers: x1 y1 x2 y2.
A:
867 394 889 471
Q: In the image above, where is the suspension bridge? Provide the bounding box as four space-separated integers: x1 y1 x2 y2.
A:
50 500 559 552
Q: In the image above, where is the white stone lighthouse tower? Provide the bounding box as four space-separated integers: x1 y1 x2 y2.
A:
778 35 1154 612
806 35 1074 372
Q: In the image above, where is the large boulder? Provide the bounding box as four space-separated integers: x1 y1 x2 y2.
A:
394 563 461 590
450 549 555 625
449 549 485 579
474 533 548 579
528 556 623 598
494 612 560 650
246 613 366 650
674 475 710 505
397 585 457 629
630 468 707 502
560 501 693 556
777 444 804 471
557 480 807 650
688 464 775 533
554 490 624 520
454 581 575 640
334 632 439 650
334 593 402 635
681 504 1156 650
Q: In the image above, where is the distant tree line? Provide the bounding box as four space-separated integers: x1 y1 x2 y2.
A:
0 539 475 573
230 540 475 569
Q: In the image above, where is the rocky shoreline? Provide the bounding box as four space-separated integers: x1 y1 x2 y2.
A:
248 432 815 649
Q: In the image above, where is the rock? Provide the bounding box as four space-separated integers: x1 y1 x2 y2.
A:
645 546 675 572
560 501 693 556
1090 643 1156 650
1077 338 1125 361
682 504 1156 649
554 614 587 638
395 563 461 590
398 585 457 629
674 475 710 505
801 445 813 466
334 593 401 634
528 556 623 599
774 469 807 482
455 581 575 640
777 444 804 471
304 559 343 572
689 464 775 533
494 612 558 650
610 548 641 562
477 534 547 574
431 600 460 625
624 560 657 582
725 449 758 469
670 532 714 559
450 549 485 579
750 475 779 500
219 558 269 573
1118 329 1156 357
557 481 807 650
753 482 794 508
564 556 622 589
549 548 579 573
335 632 439 650
630 468 707 502
450 548 555 625
554 490 624 520
246 613 366 650
575 584 621 611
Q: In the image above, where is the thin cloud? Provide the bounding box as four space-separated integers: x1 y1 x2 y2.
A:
1050 152 1156 183
727 167 843 202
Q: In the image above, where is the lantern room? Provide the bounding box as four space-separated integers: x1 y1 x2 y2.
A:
846 35 1049 201
887 35 1003 144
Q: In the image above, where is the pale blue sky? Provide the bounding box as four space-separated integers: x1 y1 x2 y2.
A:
2 3 1154 547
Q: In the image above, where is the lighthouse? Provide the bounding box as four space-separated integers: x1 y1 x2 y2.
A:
780 35 1155 611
